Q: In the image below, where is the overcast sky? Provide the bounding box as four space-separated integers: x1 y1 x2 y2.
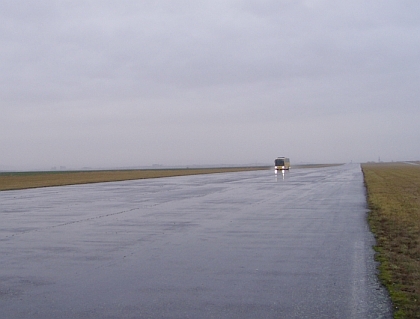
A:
1 1 419 170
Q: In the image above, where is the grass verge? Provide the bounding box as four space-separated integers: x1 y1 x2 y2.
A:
0 166 269 191
362 163 420 318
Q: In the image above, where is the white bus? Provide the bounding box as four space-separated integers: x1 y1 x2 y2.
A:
274 157 290 171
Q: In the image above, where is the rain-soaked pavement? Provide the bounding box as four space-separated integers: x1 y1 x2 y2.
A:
0 164 392 318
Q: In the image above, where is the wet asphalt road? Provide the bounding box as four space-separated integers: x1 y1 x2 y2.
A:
0 164 392 319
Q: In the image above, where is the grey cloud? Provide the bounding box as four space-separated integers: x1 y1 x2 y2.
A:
1 1 419 169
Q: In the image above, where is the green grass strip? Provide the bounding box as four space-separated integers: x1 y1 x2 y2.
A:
362 163 420 318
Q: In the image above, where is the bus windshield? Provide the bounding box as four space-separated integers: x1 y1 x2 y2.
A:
275 159 285 166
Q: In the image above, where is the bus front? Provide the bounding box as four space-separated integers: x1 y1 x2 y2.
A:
275 157 290 171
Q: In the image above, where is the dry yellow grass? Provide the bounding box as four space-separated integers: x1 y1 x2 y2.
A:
362 163 420 318
0 167 269 191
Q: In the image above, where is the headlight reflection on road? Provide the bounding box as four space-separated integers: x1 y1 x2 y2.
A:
275 169 285 181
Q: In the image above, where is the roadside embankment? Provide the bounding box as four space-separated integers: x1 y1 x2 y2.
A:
362 162 420 318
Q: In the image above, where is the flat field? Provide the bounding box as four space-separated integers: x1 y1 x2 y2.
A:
362 163 420 318
0 166 269 191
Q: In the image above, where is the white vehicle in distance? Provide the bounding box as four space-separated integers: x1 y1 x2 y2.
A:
275 157 290 172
